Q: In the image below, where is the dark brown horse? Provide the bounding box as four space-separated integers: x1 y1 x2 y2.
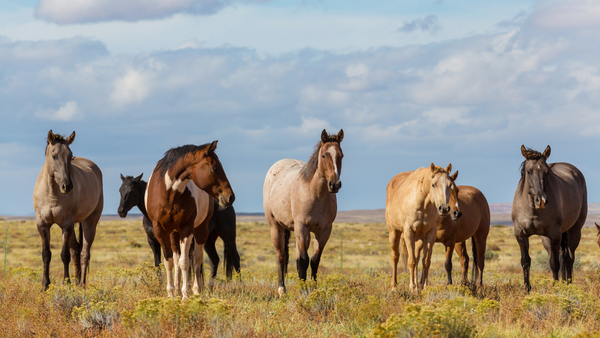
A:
436 184 490 286
263 129 344 296
145 142 234 299
33 131 104 289
512 145 587 291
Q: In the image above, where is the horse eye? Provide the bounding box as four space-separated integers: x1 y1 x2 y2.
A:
52 155 57 160
431 184 435 188
322 155 325 158
212 167 217 172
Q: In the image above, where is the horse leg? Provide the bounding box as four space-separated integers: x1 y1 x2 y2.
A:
310 225 332 283
444 243 454 285
294 224 311 285
192 217 210 296
420 229 437 289
541 235 561 282
454 242 469 284
515 230 532 292
80 200 102 286
154 224 175 297
177 233 193 300
222 233 241 280
69 224 82 284
204 231 219 279
171 232 182 297
270 224 287 296
36 219 52 290
403 230 418 293
389 229 401 289
60 218 75 285
143 216 161 267
565 227 582 283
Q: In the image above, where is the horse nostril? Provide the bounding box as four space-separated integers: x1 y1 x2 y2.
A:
229 194 235 205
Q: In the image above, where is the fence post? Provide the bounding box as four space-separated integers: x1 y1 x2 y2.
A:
4 229 7 275
340 231 343 274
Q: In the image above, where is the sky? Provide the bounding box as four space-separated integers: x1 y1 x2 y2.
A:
1 0 600 215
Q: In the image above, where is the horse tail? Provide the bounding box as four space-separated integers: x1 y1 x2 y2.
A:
78 222 83 247
471 236 478 282
284 229 291 275
560 232 568 281
224 241 233 280
400 237 408 273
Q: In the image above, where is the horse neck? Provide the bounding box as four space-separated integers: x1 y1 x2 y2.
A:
137 180 149 217
39 160 61 196
306 166 330 200
412 169 434 209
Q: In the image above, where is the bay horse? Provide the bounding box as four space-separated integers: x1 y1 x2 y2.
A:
33 130 104 290
512 145 587 292
386 163 455 292
118 174 240 278
145 142 235 299
263 129 344 296
435 184 490 286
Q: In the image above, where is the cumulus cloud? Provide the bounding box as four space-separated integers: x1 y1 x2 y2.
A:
398 15 440 35
531 0 600 29
34 0 237 24
35 101 81 121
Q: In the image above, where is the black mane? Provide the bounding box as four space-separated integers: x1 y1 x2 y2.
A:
156 144 210 176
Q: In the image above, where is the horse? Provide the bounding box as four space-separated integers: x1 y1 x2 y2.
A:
145 142 235 299
118 174 240 279
263 129 344 296
435 184 490 286
386 163 455 292
512 145 587 292
595 223 600 249
33 130 104 290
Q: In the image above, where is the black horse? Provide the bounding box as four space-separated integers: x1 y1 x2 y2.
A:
118 173 241 279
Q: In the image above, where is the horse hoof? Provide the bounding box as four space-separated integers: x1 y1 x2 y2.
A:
167 289 175 298
278 287 286 297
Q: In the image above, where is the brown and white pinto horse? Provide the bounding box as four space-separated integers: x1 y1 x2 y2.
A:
386 163 455 292
145 142 234 299
33 131 103 290
263 129 343 296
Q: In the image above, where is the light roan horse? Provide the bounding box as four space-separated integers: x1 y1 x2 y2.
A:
263 129 343 296
33 130 104 290
435 184 490 286
119 173 240 279
512 145 587 292
145 142 235 299
386 163 454 292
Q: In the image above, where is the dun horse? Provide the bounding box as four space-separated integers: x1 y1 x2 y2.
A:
512 145 587 292
263 129 344 296
386 163 455 292
435 184 490 286
33 131 104 290
118 174 240 278
145 142 235 299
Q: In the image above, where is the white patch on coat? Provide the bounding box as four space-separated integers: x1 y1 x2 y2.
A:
186 181 211 227
144 169 154 212
165 172 189 193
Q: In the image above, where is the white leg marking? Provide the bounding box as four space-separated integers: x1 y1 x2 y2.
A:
192 237 204 295
165 257 175 298
179 235 193 300
173 251 181 296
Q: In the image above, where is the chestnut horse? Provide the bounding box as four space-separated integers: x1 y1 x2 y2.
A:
33 131 103 290
386 163 455 292
119 173 240 278
435 184 490 286
263 129 343 296
145 142 235 299
512 145 587 292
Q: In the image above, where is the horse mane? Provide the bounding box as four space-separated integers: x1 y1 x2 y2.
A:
155 144 210 176
299 134 341 182
45 134 71 156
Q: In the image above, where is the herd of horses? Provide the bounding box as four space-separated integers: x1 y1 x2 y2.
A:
32 129 591 298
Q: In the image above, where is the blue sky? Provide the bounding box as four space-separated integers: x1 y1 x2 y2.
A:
1 0 600 215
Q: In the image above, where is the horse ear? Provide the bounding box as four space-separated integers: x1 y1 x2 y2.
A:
134 173 143 182
337 129 344 143
120 174 125 182
65 131 75 145
208 140 218 153
542 145 551 160
451 171 458 181
521 145 527 158
321 129 328 142
446 163 452 173
430 163 436 172
47 130 56 145
595 222 600 232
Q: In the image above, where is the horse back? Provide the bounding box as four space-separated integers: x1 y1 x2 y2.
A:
549 162 587 232
263 159 305 228
385 170 418 230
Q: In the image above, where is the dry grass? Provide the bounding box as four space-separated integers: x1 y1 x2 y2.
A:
0 219 599 337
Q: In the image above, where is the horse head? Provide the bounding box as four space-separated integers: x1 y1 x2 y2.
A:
595 223 600 249
46 130 75 194
118 173 143 217
318 129 344 193
448 171 462 221
520 145 551 209
429 163 455 216
188 141 235 208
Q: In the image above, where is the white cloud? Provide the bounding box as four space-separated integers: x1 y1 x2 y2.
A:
34 0 230 24
110 70 153 106
35 101 80 121
532 0 600 29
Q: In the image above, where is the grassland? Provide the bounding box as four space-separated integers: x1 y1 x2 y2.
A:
0 218 599 337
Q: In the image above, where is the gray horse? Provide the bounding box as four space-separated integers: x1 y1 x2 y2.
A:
33 131 104 290
511 145 587 292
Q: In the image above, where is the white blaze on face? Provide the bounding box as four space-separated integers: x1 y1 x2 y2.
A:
326 147 340 181
165 172 190 193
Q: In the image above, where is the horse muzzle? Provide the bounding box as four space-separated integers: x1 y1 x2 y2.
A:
60 181 73 194
534 196 547 209
438 205 450 216
451 210 462 221
219 193 235 208
118 208 127 218
328 180 342 193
